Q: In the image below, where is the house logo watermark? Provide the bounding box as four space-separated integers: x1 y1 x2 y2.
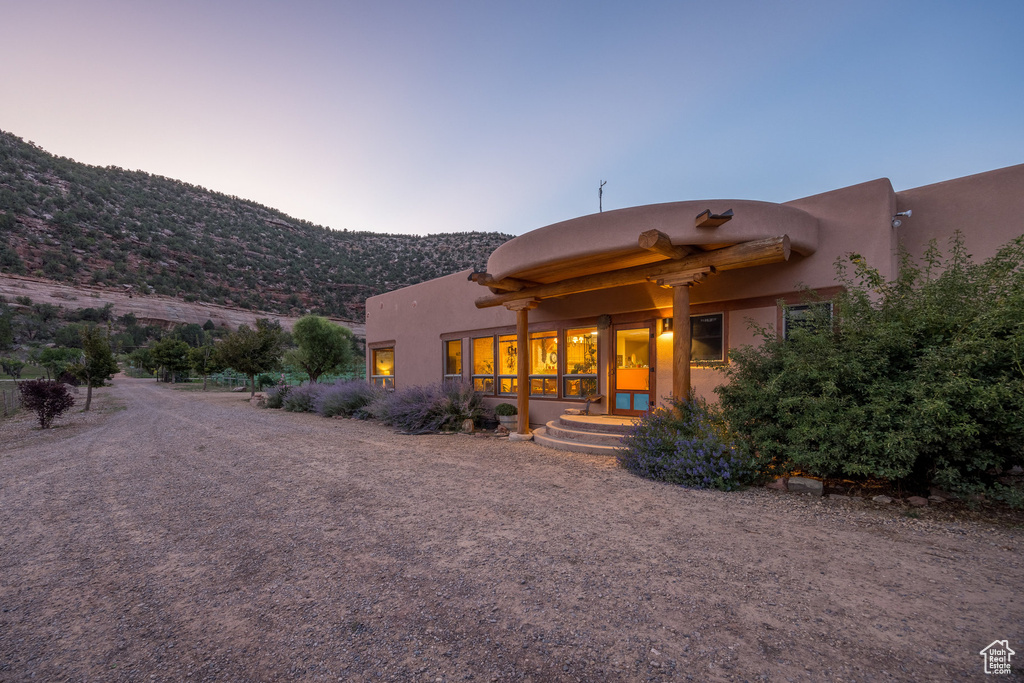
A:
980 640 1015 675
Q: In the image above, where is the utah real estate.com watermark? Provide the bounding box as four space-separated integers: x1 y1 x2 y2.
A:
980 640 1015 675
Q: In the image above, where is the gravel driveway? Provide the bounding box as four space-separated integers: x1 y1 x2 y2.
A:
1 377 1021 681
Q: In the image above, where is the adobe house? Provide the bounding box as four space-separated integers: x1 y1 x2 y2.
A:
365 165 1024 446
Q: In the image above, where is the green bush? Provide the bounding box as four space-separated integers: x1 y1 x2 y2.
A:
618 395 756 491
494 402 517 416
717 233 1024 505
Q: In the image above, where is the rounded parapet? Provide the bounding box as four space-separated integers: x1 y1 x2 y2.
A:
487 199 818 283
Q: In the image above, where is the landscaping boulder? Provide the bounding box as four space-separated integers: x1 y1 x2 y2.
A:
786 476 823 496
907 496 929 507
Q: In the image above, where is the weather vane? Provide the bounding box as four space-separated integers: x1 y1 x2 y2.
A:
599 180 607 213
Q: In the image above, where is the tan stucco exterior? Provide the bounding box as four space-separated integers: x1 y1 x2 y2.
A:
365 165 1024 428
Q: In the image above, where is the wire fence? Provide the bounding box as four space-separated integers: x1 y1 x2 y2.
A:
1 384 20 417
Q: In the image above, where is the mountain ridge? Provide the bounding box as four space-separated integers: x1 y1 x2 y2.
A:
0 130 512 322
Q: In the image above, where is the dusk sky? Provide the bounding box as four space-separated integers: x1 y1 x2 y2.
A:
3 1 1022 236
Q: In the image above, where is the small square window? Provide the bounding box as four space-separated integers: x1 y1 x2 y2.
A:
784 303 833 339
690 313 723 362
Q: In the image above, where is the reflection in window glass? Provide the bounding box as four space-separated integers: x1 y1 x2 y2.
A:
529 331 557 396
784 303 833 339
497 335 517 374
371 347 395 389
443 339 462 383
497 334 517 395
564 327 598 398
690 314 723 362
472 337 495 393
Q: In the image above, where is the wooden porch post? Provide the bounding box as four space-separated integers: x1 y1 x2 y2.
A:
505 298 538 437
653 269 711 402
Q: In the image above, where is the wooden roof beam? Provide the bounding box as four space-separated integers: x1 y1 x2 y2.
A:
468 272 538 292
475 235 790 308
638 229 695 260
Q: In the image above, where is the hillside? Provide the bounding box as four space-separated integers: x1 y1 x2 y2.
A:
0 130 512 321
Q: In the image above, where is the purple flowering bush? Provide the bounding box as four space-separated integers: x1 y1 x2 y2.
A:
315 380 382 418
368 381 484 434
617 395 756 491
282 383 328 412
264 384 292 409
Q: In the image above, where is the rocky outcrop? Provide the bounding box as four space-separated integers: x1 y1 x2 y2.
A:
0 273 364 335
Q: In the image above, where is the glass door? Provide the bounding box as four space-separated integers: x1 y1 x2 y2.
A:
612 324 655 416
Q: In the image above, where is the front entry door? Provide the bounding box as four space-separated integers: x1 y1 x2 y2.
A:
612 324 656 416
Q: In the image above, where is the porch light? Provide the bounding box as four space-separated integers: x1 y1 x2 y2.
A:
661 318 673 335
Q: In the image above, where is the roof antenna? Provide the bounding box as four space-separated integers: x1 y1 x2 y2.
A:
599 180 607 213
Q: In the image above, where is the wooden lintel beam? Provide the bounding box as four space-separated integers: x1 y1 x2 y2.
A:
475 235 790 308
652 267 713 288
638 229 694 260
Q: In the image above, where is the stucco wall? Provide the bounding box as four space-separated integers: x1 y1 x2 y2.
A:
365 166 1021 424
895 163 1024 262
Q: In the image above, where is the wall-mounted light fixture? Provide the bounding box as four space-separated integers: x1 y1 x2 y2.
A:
661 318 673 335
891 209 912 228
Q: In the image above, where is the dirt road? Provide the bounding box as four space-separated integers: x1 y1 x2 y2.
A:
1 378 1020 681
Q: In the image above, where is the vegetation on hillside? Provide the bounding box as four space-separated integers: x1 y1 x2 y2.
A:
0 130 512 320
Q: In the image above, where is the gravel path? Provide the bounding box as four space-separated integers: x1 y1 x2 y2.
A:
1 377 1021 682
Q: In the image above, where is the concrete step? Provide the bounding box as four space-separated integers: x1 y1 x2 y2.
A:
557 414 636 435
544 421 626 447
532 426 624 456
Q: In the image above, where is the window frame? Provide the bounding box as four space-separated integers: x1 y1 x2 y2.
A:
690 312 725 363
562 326 599 398
443 339 463 385
370 346 395 390
467 322 600 401
783 303 834 340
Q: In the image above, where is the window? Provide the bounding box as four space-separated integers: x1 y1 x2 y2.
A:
690 314 723 362
529 330 558 396
784 303 833 339
471 337 495 393
443 340 462 384
497 334 517 396
371 347 395 389
564 327 598 398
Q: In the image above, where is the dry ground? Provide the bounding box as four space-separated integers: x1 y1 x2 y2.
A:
0 377 1021 682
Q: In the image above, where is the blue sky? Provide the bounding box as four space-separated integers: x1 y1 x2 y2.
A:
2 0 1021 235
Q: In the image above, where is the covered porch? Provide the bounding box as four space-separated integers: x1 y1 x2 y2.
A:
470 203 816 437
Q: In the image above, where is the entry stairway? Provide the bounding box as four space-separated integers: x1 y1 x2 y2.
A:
532 414 635 456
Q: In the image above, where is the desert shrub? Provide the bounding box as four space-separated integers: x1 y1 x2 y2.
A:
18 379 75 429
282 383 327 412
368 382 485 434
264 384 291 409
315 380 382 418
717 233 1024 505
494 402 517 416
618 395 756 491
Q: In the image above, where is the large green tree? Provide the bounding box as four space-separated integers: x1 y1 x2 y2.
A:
35 347 81 380
215 319 286 396
288 315 354 385
69 325 120 411
190 341 225 391
150 338 192 383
